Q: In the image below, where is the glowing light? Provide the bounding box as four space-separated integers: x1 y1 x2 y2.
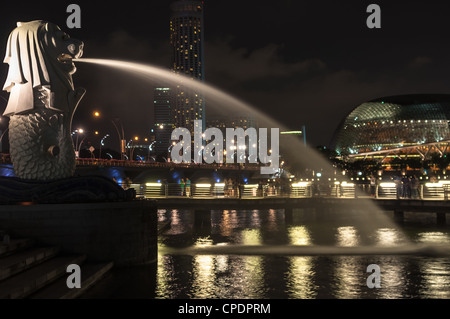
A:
146 183 162 187
336 226 359 247
341 182 355 187
292 182 310 187
288 226 311 245
380 182 396 188
196 183 211 187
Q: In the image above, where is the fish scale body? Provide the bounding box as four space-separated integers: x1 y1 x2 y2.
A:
8 110 75 180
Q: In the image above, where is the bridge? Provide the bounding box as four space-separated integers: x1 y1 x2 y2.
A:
0 154 261 171
75 158 261 171
137 182 450 226
0 154 448 224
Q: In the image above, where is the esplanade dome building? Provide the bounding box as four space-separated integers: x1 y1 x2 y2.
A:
332 94 450 157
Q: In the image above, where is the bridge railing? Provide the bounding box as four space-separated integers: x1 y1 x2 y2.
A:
135 180 450 201
139 182 362 199
374 181 448 200
75 157 261 170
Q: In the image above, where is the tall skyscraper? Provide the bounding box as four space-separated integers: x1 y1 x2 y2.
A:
170 0 206 135
153 87 174 157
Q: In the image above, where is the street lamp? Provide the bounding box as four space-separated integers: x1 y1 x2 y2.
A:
99 134 109 160
93 111 126 160
129 136 139 160
73 128 84 157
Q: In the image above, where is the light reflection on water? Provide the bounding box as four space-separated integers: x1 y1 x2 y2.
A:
156 208 450 299
336 226 359 247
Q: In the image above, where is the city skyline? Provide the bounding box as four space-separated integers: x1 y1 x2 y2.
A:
1 1 450 150
1 1 450 305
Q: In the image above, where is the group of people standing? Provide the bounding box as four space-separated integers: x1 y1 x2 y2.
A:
224 178 239 197
394 175 420 199
179 178 191 197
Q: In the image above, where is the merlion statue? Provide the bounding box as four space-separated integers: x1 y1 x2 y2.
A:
2 20 85 180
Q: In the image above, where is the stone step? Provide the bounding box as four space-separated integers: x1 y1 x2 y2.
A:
0 238 34 258
0 246 60 281
0 254 86 299
76 269 116 299
30 261 114 299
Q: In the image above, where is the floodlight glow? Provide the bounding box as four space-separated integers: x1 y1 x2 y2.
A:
341 182 355 187
380 183 396 188
292 182 310 187
146 183 162 187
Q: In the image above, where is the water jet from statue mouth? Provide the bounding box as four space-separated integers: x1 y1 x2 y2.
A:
58 53 73 64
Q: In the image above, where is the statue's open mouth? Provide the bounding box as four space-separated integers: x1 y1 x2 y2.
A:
57 53 73 64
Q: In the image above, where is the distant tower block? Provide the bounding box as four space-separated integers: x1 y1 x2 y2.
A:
153 87 174 157
170 0 206 137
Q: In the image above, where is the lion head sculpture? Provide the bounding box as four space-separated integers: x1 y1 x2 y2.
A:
2 20 84 116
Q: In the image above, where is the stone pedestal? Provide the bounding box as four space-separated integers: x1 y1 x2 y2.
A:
0 200 157 267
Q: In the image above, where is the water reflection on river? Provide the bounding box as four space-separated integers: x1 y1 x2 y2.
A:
156 208 450 299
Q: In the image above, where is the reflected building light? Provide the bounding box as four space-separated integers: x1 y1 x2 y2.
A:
230 210 239 228
419 259 450 298
155 247 175 298
250 210 261 228
215 255 229 273
417 232 450 244
218 210 240 237
288 226 312 246
243 256 265 298
166 209 191 235
286 257 317 299
376 261 405 299
334 257 362 299
192 255 215 298
266 209 279 232
170 209 181 226
157 208 168 223
241 229 262 245
375 228 404 246
219 210 232 237
336 226 360 247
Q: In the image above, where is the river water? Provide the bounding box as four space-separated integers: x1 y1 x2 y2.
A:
84 208 450 299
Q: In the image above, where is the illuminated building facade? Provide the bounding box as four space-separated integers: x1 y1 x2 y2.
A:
170 0 205 136
332 95 450 159
153 87 174 157
206 115 258 132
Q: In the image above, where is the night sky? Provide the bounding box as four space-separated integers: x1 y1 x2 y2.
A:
1 0 450 149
